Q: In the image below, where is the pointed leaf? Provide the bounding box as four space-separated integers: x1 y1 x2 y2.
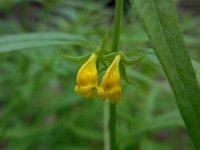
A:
131 0 200 148
57 51 91 63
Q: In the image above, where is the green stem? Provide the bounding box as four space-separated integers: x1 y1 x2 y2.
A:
109 0 123 150
112 0 123 52
109 103 117 150
104 101 110 150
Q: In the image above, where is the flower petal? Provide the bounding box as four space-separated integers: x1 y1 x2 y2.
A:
74 53 99 97
99 55 122 102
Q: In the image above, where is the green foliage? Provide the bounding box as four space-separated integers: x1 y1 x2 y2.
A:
0 0 199 150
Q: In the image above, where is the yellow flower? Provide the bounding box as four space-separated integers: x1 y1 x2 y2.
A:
99 55 122 103
74 53 98 97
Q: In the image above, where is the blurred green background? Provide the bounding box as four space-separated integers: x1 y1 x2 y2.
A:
0 0 200 149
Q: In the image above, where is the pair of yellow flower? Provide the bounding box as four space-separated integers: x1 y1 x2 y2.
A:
74 53 121 103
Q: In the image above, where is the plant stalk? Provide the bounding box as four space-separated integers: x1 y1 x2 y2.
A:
112 0 123 52
109 0 123 150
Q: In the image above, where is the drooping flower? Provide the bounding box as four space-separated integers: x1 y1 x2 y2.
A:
99 55 122 103
74 53 98 97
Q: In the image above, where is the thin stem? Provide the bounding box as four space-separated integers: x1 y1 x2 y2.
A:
112 0 123 52
109 0 123 150
109 103 117 150
104 101 110 150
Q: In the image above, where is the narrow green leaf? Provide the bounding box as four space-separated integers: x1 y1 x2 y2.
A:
0 32 97 53
121 52 144 65
131 0 200 148
57 51 91 63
